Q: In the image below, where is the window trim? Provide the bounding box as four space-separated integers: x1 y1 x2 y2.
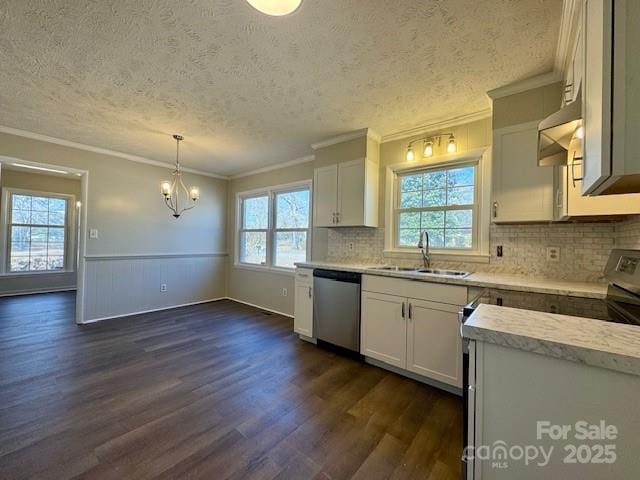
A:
394 162 479 251
0 188 77 275
384 147 491 261
235 180 312 273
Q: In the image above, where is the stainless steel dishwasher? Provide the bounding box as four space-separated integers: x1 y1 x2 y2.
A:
313 269 362 352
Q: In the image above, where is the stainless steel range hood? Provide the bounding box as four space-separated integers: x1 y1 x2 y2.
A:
537 97 582 167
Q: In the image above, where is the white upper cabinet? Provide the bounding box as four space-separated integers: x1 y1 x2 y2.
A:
492 122 555 223
582 0 640 195
313 164 339 227
313 153 379 228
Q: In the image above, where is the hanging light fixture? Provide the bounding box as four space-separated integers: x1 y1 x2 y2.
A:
161 134 199 218
246 0 302 16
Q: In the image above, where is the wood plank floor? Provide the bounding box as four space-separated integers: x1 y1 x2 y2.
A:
0 292 463 480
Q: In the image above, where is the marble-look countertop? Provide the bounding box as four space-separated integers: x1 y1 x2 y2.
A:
295 261 607 299
462 304 640 376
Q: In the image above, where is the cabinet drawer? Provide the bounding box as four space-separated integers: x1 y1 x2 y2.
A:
362 275 467 306
295 268 313 287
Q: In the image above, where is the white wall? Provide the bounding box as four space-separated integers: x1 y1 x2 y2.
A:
0 132 228 322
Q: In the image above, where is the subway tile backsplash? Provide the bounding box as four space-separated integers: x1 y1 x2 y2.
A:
324 217 640 283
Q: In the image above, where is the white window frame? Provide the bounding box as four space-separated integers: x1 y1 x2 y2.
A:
384 148 491 262
394 162 479 251
0 188 77 275
235 180 312 273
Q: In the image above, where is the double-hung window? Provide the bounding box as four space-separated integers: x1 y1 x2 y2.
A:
238 183 311 269
395 163 478 250
7 192 70 272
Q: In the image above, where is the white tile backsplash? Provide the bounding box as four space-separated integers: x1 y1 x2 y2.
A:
324 217 640 282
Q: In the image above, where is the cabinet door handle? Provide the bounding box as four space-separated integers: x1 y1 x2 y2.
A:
571 153 584 187
308 286 312 298
401 302 405 319
492 201 498 218
408 303 412 320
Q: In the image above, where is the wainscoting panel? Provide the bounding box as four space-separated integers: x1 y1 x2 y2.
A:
83 254 227 322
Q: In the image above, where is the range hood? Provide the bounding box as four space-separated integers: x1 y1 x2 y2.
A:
537 97 582 167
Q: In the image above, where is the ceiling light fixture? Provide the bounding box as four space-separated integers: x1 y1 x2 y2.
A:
246 0 302 16
405 133 457 160
10 163 69 175
161 135 199 219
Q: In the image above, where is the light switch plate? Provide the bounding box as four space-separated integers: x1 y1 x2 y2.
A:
89 229 99 239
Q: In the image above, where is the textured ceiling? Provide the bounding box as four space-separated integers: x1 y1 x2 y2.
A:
0 0 562 176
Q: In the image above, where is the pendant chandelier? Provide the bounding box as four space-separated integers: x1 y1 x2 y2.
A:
161 134 199 218
246 0 302 16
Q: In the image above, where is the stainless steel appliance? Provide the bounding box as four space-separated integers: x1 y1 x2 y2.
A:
313 269 362 352
460 249 640 479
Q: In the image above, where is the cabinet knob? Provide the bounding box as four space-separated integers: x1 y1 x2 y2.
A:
308 286 312 298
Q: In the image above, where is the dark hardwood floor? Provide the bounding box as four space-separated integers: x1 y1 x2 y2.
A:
0 292 463 480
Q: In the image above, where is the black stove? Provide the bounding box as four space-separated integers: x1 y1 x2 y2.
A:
463 287 640 326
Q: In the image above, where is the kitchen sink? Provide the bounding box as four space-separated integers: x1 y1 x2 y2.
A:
367 266 419 272
416 269 471 278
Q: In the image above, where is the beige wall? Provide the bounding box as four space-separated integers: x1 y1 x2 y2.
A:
492 82 562 130
0 132 227 321
226 161 326 316
0 168 82 295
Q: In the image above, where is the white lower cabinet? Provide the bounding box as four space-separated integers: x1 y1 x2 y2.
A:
360 275 466 389
294 269 313 337
406 299 462 388
360 291 407 368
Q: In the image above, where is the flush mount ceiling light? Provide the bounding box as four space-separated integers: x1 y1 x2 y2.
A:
161 135 200 219
405 133 457 161
246 0 302 16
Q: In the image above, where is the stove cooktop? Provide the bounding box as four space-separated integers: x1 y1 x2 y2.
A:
465 288 640 326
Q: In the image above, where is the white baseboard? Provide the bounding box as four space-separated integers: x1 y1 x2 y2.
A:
225 297 293 318
80 296 293 325
80 297 227 324
0 286 77 297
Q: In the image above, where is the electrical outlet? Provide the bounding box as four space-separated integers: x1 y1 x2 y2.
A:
160 283 168 292
546 247 561 262
497 245 503 257
348 242 354 252
89 228 99 239
282 288 288 297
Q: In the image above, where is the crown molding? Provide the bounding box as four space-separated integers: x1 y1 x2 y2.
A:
0 125 229 180
485 71 562 100
380 109 492 144
554 0 582 75
229 154 315 180
311 128 381 150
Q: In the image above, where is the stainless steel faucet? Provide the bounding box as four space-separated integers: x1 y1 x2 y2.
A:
417 230 430 269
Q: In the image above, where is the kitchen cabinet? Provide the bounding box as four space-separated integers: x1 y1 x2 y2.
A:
562 2 584 107
361 291 407 368
556 139 640 218
360 275 466 389
582 0 640 195
492 122 555 223
467 339 640 479
313 157 379 227
406 299 462 388
293 268 313 338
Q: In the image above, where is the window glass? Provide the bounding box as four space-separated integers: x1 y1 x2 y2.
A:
239 231 267 265
397 165 476 250
275 190 310 229
242 196 269 229
9 193 67 272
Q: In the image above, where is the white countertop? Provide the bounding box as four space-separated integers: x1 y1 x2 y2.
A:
462 304 640 376
295 261 607 299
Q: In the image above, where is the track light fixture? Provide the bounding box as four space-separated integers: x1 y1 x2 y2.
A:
405 133 457 161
